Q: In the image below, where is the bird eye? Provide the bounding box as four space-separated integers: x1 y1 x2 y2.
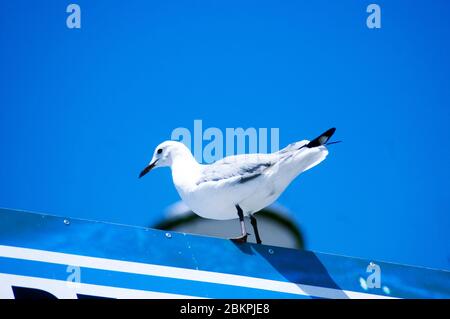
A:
157 148 163 154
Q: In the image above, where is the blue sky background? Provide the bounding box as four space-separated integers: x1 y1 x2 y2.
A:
0 1 449 270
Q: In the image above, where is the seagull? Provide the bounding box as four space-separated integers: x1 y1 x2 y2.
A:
139 128 338 244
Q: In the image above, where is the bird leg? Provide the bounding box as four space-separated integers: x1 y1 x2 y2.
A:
250 214 262 244
230 205 248 243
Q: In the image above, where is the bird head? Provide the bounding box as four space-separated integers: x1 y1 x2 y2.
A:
139 141 190 178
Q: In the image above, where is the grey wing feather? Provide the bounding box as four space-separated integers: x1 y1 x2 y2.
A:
197 154 275 185
197 140 310 185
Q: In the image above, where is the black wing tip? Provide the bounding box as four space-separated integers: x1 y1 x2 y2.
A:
324 127 336 138
307 127 337 148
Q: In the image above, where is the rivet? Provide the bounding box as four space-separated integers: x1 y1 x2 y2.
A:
165 232 172 238
268 248 274 255
63 219 70 225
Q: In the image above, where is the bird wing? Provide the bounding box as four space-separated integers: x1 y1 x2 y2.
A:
197 153 276 185
196 134 328 186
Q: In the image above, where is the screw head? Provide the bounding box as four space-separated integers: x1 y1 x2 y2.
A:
268 248 274 255
63 219 70 225
165 232 172 238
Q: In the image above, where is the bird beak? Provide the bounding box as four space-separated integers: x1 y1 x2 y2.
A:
139 160 158 178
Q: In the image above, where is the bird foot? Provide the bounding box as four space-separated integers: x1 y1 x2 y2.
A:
230 234 248 243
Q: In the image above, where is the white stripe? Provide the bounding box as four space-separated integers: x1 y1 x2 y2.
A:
0 245 394 299
0 273 201 299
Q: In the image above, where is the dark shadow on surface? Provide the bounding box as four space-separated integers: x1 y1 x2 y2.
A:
230 241 256 255
251 245 349 299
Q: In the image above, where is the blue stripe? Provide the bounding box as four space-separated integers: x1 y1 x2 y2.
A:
0 256 310 299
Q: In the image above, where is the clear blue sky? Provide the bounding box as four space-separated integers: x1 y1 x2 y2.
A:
1 1 449 270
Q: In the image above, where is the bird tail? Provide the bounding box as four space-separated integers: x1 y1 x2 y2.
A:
306 127 337 148
290 127 338 173
269 128 338 193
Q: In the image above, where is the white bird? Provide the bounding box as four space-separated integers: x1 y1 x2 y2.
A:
139 128 337 244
